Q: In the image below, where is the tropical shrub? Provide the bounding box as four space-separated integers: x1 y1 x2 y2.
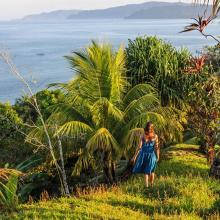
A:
16 155 49 202
203 44 220 76
14 89 64 123
0 155 47 211
0 102 32 167
0 169 21 211
13 89 70 197
125 36 191 107
181 0 220 162
187 72 220 154
40 41 185 184
0 102 22 142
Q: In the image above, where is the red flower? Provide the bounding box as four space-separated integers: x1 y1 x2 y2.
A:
184 55 206 74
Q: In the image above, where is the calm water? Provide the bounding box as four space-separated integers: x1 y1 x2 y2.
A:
0 19 219 103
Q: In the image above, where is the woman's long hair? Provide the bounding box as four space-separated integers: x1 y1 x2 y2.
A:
144 121 155 139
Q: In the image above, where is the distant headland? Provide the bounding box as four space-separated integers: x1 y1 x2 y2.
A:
21 1 213 21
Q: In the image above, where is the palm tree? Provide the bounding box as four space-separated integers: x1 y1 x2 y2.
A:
47 41 184 184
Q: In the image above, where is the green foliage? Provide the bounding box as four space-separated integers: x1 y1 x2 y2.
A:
18 172 50 203
0 102 22 140
0 156 46 212
125 36 219 150
0 169 21 212
187 72 220 150
16 156 49 203
2 144 220 219
0 102 31 167
203 44 220 76
38 41 185 183
14 89 64 123
0 175 19 211
125 36 191 107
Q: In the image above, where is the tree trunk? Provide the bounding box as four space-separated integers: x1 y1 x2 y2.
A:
207 145 215 165
210 157 220 178
111 161 116 183
205 135 216 165
57 135 70 197
102 151 114 184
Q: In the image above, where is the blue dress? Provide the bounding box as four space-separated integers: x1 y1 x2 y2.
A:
132 137 157 175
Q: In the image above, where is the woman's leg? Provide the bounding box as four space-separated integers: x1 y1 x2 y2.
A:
150 172 155 186
145 175 149 187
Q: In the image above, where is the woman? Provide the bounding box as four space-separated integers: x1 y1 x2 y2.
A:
131 121 159 188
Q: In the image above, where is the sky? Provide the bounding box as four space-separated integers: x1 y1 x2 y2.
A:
0 0 190 21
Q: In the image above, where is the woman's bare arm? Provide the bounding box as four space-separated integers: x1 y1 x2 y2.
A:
136 140 142 154
155 135 160 161
131 140 142 162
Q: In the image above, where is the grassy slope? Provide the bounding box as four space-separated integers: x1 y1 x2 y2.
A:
1 144 220 220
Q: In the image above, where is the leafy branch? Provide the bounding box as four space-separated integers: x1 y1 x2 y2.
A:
0 50 70 197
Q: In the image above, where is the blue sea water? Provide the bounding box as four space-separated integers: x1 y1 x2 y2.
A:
0 19 219 103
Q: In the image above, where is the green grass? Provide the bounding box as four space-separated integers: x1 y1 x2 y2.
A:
1 144 220 219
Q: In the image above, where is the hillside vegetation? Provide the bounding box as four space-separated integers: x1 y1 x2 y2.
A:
0 38 219 219
1 144 220 220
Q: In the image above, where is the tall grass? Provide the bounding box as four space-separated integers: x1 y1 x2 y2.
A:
1 144 220 219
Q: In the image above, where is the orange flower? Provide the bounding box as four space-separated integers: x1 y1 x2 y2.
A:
184 55 206 74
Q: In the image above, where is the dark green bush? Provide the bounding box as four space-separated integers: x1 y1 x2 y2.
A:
203 44 220 76
0 103 32 166
14 89 64 123
125 36 190 107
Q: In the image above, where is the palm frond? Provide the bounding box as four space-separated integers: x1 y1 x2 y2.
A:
123 84 157 106
86 128 120 153
26 127 46 146
47 103 90 126
0 169 22 181
125 111 166 132
65 41 127 104
123 128 144 154
47 82 67 89
56 121 93 138
90 97 123 127
0 170 21 211
124 94 160 121
72 149 95 176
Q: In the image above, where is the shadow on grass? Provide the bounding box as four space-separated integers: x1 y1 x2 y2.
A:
157 160 208 177
125 179 180 201
0 206 78 220
162 146 206 160
146 184 180 200
106 198 192 216
107 199 155 215
171 147 198 152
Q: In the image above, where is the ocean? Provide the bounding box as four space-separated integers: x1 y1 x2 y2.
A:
0 19 219 103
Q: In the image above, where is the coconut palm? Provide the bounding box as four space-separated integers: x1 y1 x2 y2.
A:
45 41 184 184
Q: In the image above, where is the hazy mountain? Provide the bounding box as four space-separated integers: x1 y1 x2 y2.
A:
23 10 81 21
126 5 212 19
21 2 212 21
68 2 188 19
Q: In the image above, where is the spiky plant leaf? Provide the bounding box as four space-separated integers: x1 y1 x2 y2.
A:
57 121 93 138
